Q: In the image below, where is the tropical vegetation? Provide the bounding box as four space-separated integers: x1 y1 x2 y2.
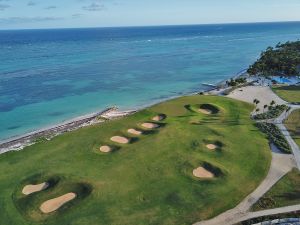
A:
253 104 288 120
226 77 247 87
248 41 300 76
256 122 291 153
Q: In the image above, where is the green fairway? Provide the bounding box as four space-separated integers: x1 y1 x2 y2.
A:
285 109 300 147
252 169 300 211
0 95 271 225
272 85 300 103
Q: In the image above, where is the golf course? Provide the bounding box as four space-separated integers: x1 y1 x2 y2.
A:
272 85 300 103
252 169 300 211
0 95 271 225
285 109 300 147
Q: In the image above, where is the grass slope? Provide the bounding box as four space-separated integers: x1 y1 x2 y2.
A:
272 85 300 103
0 95 271 225
285 109 300 147
252 169 300 211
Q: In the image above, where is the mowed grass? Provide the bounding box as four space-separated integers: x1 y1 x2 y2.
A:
285 109 300 147
272 85 300 103
0 95 271 225
252 169 300 211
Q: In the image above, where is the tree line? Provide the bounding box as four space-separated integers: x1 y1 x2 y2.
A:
248 40 300 76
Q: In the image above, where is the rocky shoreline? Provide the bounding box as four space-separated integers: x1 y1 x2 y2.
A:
0 70 248 155
0 107 135 154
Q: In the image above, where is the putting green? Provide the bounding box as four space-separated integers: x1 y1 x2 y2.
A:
1 95 271 225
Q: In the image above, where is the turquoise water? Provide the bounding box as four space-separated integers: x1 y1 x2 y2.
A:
1 22 300 141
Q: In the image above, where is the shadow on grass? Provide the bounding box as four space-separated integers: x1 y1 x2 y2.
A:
142 129 159 135
202 162 224 178
129 137 139 144
200 104 220 114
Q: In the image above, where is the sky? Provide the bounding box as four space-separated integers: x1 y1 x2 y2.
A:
0 0 300 29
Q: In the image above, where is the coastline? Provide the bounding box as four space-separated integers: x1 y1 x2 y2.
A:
0 107 135 154
0 73 239 154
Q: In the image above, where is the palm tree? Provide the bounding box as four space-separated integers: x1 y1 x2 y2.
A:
253 99 260 106
270 100 276 106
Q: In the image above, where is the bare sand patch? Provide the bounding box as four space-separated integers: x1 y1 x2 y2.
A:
227 86 286 111
193 167 214 178
141 123 160 129
22 182 49 195
127 128 142 135
206 144 217 150
40 192 76 214
110 136 129 144
198 109 212 115
99 145 111 153
152 115 165 121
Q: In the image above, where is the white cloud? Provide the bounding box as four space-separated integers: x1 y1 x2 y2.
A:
0 16 63 24
82 2 105 11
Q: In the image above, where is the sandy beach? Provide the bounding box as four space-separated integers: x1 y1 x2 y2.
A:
227 86 286 111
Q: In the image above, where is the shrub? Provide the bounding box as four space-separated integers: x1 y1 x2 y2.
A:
256 122 291 154
253 104 288 120
226 77 247 87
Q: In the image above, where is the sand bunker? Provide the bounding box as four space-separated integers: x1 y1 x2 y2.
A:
22 182 49 195
110 136 129 144
198 104 219 115
127 128 142 135
198 109 212 114
206 144 217 150
100 145 112 153
141 123 160 129
152 115 165 121
193 167 214 178
40 192 76 214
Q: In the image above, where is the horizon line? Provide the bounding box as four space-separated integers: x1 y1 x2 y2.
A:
1 20 300 31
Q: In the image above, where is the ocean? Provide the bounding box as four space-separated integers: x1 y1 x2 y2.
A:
0 22 300 141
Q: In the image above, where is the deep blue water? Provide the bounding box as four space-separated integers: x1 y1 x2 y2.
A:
0 22 300 141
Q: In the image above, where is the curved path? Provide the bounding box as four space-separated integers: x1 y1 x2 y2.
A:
193 85 299 225
228 86 300 169
274 105 300 169
193 152 295 225
238 204 300 224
